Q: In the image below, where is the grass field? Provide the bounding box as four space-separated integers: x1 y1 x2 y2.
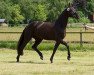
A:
0 49 94 75
0 26 94 75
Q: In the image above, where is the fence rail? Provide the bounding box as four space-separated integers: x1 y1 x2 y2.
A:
0 31 94 46
67 31 94 46
0 31 94 33
0 32 21 34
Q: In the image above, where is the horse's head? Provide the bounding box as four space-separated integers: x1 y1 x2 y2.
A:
66 6 79 19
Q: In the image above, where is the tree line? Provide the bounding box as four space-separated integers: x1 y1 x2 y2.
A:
0 0 94 25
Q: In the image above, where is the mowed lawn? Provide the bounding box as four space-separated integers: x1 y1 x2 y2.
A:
0 49 94 75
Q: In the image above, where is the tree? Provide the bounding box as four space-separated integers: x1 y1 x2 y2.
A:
10 4 24 24
0 0 94 24
0 0 11 21
46 0 66 21
34 4 47 21
87 0 94 13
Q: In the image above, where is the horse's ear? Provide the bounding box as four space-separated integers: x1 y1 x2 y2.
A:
68 3 72 7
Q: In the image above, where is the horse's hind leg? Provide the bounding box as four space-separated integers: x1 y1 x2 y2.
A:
32 39 43 60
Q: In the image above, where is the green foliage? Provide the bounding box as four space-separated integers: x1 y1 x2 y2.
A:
79 17 90 23
18 0 33 22
87 0 94 12
68 18 74 23
0 0 11 21
10 4 24 24
46 0 66 21
69 18 79 23
34 4 47 21
0 0 94 24
77 11 90 23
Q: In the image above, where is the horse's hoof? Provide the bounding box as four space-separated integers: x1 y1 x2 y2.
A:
51 61 53 63
40 53 43 60
16 60 19 62
40 56 43 60
50 58 53 63
16 58 19 62
67 56 71 61
16 61 19 63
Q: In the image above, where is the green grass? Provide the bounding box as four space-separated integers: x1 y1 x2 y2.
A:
0 49 94 75
1 41 94 51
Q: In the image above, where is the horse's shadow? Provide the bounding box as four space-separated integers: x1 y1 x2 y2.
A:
3 61 48 64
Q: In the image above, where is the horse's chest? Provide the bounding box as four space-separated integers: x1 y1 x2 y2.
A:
58 32 65 38
55 30 66 39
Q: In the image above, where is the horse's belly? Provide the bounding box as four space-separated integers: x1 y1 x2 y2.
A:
43 36 55 40
33 30 55 40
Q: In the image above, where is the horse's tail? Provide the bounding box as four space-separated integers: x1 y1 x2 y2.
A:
17 21 34 56
17 30 25 56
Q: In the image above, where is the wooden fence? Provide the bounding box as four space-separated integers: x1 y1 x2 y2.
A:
0 31 94 46
67 31 94 46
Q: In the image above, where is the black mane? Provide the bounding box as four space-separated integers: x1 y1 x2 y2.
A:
55 8 68 28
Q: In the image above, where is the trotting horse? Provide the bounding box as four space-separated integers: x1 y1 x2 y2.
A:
16 6 79 63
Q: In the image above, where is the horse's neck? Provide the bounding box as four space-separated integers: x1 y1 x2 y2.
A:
54 11 69 30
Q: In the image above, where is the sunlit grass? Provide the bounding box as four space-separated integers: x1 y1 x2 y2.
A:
0 41 94 51
0 49 94 75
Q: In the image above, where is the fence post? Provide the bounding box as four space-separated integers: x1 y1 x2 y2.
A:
80 30 83 47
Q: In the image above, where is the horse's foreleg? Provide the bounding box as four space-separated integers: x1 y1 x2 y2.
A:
32 39 43 60
61 41 71 61
50 42 60 63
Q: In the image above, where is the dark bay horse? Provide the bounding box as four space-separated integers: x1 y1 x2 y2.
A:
17 6 79 63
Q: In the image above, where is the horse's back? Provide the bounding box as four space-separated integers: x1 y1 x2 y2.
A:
29 21 55 40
